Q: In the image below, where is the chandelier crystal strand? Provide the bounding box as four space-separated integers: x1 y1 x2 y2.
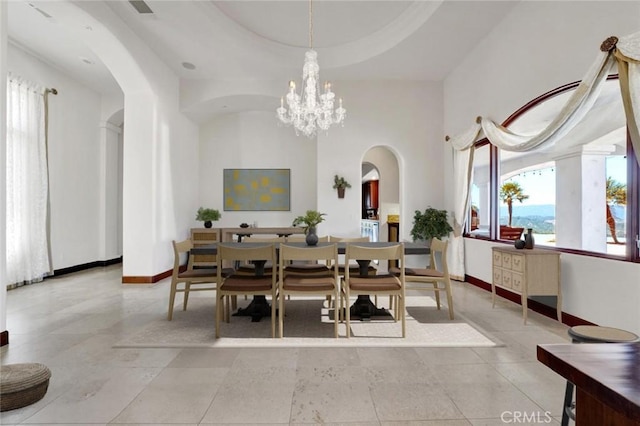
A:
276 0 346 138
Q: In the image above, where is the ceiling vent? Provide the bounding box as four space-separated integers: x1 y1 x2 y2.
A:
129 1 154 14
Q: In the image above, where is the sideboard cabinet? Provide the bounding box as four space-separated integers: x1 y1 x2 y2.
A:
491 246 561 324
190 228 220 267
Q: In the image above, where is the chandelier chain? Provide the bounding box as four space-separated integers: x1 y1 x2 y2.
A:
309 0 313 49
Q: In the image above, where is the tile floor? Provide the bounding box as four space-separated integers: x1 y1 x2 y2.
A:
1 265 572 425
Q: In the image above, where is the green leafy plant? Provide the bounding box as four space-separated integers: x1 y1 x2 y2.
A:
195 207 221 222
332 175 351 189
410 207 453 242
292 210 326 234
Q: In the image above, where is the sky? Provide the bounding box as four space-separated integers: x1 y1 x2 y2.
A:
472 155 628 207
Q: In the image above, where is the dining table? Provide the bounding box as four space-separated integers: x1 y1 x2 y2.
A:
190 241 430 321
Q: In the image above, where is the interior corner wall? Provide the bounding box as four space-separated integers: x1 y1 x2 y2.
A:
198 111 317 229
443 1 640 334
8 44 106 271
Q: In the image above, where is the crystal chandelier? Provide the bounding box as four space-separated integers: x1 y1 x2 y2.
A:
276 0 346 138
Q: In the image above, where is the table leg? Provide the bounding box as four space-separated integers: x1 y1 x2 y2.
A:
231 260 272 322
347 260 391 320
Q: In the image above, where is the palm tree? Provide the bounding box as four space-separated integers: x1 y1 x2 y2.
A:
606 177 626 244
500 182 529 227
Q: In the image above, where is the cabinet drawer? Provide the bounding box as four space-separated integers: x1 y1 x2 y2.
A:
501 271 512 289
492 268 503 286
512 273 523 292
511 254 524 273
502 253 512 270
493 251 503 267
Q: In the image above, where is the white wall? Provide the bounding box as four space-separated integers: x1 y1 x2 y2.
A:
199 111 317 230
9 44 108 270
444 1 640 334
1 1 8 334
317 81 444 244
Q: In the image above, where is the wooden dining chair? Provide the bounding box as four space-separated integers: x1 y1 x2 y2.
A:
328 236 377 275
168 239 218 321
342 243 406 338
215 243 278 338
278 243 340 338
391 238 454 320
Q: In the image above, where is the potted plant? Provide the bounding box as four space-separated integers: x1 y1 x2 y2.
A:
196 207 221 228
410 207 453 243
333 175 351 199
292 210 326 245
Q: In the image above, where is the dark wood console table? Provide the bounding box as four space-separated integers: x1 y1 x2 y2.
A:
537 342 640 425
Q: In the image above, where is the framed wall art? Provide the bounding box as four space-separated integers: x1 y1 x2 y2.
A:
223 168 291 211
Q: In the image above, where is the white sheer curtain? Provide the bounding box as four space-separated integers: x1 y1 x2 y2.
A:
447 31 640 279
6 74 51 286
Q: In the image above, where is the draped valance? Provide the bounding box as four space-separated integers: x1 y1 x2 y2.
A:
446 31 640 280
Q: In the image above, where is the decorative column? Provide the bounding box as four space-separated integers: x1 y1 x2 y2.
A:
555 145 615 252
98 121 123 262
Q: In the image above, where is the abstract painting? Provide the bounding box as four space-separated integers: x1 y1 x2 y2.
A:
223 169 290 211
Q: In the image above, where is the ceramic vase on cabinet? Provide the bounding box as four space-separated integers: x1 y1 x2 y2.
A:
524 228 535 249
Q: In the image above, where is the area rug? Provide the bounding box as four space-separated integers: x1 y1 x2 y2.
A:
114 296 501 348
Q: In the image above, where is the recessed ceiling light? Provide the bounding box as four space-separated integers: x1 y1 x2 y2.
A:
182 62 196 70
80 57 94 65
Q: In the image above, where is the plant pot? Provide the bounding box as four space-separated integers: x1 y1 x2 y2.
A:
305 227 318 246
204 220 212 228
337 187 345 199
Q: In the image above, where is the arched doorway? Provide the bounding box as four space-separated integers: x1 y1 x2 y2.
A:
362 146 400 243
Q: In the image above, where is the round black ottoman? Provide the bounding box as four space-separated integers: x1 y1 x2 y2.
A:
0 363 52 411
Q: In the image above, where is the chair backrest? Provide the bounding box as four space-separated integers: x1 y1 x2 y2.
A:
172 239 194 273
279 243 338 276
279 243 338 264
217 243 277 280
345 243 404 280
217 243 277 263
329 236 371 266
329 235 370 242
429 238 449 275
286 235 329 243
242 236 286 243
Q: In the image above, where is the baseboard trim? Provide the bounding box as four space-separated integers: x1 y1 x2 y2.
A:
1 330 8 347
53 257 123 277
465 274 595 327
122 268 172 284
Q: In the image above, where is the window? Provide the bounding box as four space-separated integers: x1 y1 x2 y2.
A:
466 77 640 262
469 143 490 238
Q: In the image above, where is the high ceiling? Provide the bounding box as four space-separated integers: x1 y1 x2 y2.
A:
5 0 628 145
7 1 519 96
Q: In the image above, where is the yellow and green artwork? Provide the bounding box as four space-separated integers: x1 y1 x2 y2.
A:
223 169 290 211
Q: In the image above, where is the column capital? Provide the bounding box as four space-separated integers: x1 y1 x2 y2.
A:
553 144 616 161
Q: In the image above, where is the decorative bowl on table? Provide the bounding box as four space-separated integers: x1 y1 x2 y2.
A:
240 223 249 228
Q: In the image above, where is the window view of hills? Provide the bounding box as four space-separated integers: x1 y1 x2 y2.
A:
500 204 627 237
